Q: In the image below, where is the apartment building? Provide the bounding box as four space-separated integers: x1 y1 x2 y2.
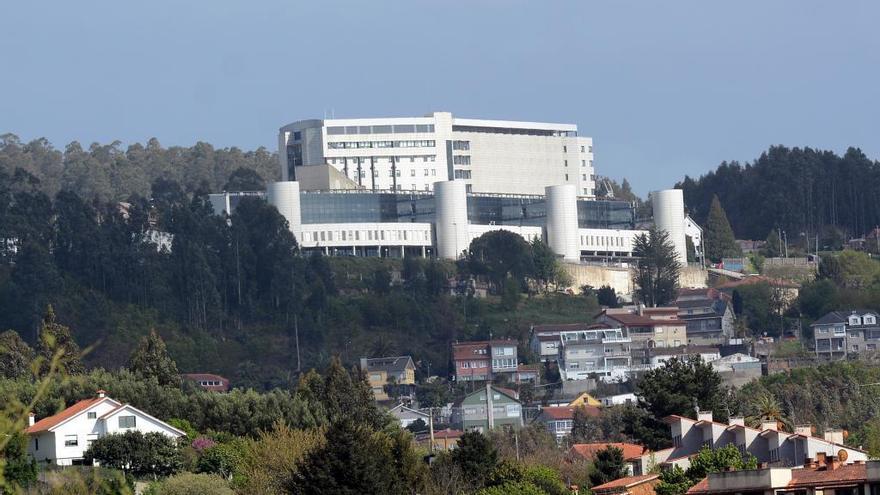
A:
452 340 518 382
596 308 688 365
627 412 868 476
279 112 596 197
529 323 594 362
559 326 632 381
675 288 735 346
812 310 880 360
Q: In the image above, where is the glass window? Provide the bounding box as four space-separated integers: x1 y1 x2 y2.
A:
372 125 392 134
65 435 78 447
87 412 97 419
327 126 345 135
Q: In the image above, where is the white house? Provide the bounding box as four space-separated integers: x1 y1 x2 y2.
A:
26 390 186 466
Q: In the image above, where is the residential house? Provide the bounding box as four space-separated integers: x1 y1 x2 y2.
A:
811 310 880 360
416 428 462 451
513 364 540 384
452 340 518 382
559 326 632 381
535 406 599 442
633 412 868 476
569 392 603 408
182 373 230 392
454 385 522 432
26 390 185 466
596 308 688 364
388 404 429 429
675 288 735 346
591 474 660 495
530 323 592 362
647 345 721 368
598 393 637 407
360 356 416 401
688 457 880 494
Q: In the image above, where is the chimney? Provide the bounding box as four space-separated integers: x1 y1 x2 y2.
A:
359 358 368 371
804 457 817 468
729 416 745 427
794 424 813 437
828 455 842 471
824 429 844 445
816 452 827 468
760 420 778 432
96 389 106 398
697 410 713 422
28 413 35 427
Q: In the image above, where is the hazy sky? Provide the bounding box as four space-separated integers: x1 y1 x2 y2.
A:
2 1 878 195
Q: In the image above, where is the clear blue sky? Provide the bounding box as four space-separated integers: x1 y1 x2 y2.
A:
1 1 877 195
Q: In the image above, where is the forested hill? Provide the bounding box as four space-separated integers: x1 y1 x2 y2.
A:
0 133 279 201
676 146 880 241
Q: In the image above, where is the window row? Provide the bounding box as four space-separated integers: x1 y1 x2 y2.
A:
581 235 626 248
454 170 472 179
327 140 436 149
345 168 438 178
563 145 593 153
452 140 470 150
452 155 471 165
301 229 431 243
326 124 435 135
329 156 436 165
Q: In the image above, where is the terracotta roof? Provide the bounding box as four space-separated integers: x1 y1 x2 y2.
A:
452 342 490 361
182 373 229 382
26 397 116 434
592 473 659 492
539 406 598 420
687 464 868 494
417 428 463 441
569 442 645 461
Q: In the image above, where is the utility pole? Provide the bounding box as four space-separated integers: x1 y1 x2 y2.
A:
294 315 301 372
486 383 495 430
428 407 435 454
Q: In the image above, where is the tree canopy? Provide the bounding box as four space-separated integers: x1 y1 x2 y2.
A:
632 228 681 307
704 195 741 262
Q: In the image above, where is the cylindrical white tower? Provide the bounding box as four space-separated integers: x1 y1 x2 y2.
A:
434 180 469 260
266 181 302 241
652 189 688 264
545 184 580 262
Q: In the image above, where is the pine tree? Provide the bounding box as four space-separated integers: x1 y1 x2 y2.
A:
36 305 84 375
632 228 681 307
589 446 628 487
128 329 180 386
705 196 741 263
0 330 35 379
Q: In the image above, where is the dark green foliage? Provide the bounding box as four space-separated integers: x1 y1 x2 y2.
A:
0 330 35 379
36 305 84 375
637 357 727 422
405 418 427 433
1 432 37 490
762 229 783 258
128 330 179 386
297 357 390 430
655 445 757 495
284 419 424 495
588 446 628 487
596 285 620 308
85 430 183 479
677 146 880 241
451 431 498 484
467 230 535 292
632 227 681 306
704 196 741 262
223 167 266 193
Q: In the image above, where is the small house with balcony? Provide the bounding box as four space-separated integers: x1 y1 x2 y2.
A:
453 385 522 432
535 405 600 442
360 356 416 401
452 340 518 382
812 310 880 360
558 326 632 381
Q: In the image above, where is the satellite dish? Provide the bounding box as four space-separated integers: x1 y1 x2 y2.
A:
838 449 848 462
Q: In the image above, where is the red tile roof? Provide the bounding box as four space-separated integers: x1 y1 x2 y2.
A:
687 464 868 494
569 442 645 461
592 473 659 492
452 342 490 361
26 397 115 434
540 406 600 420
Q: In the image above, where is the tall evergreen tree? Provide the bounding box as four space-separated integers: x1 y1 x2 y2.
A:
632 228 681 307
588 446 628 487
704 195 741 263
0 330 35 379
36 305 84 375
128 329 180 386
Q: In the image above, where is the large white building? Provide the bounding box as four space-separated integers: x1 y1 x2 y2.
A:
279 112 596 197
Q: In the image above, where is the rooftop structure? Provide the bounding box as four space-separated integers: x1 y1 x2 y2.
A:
279 112 596 197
